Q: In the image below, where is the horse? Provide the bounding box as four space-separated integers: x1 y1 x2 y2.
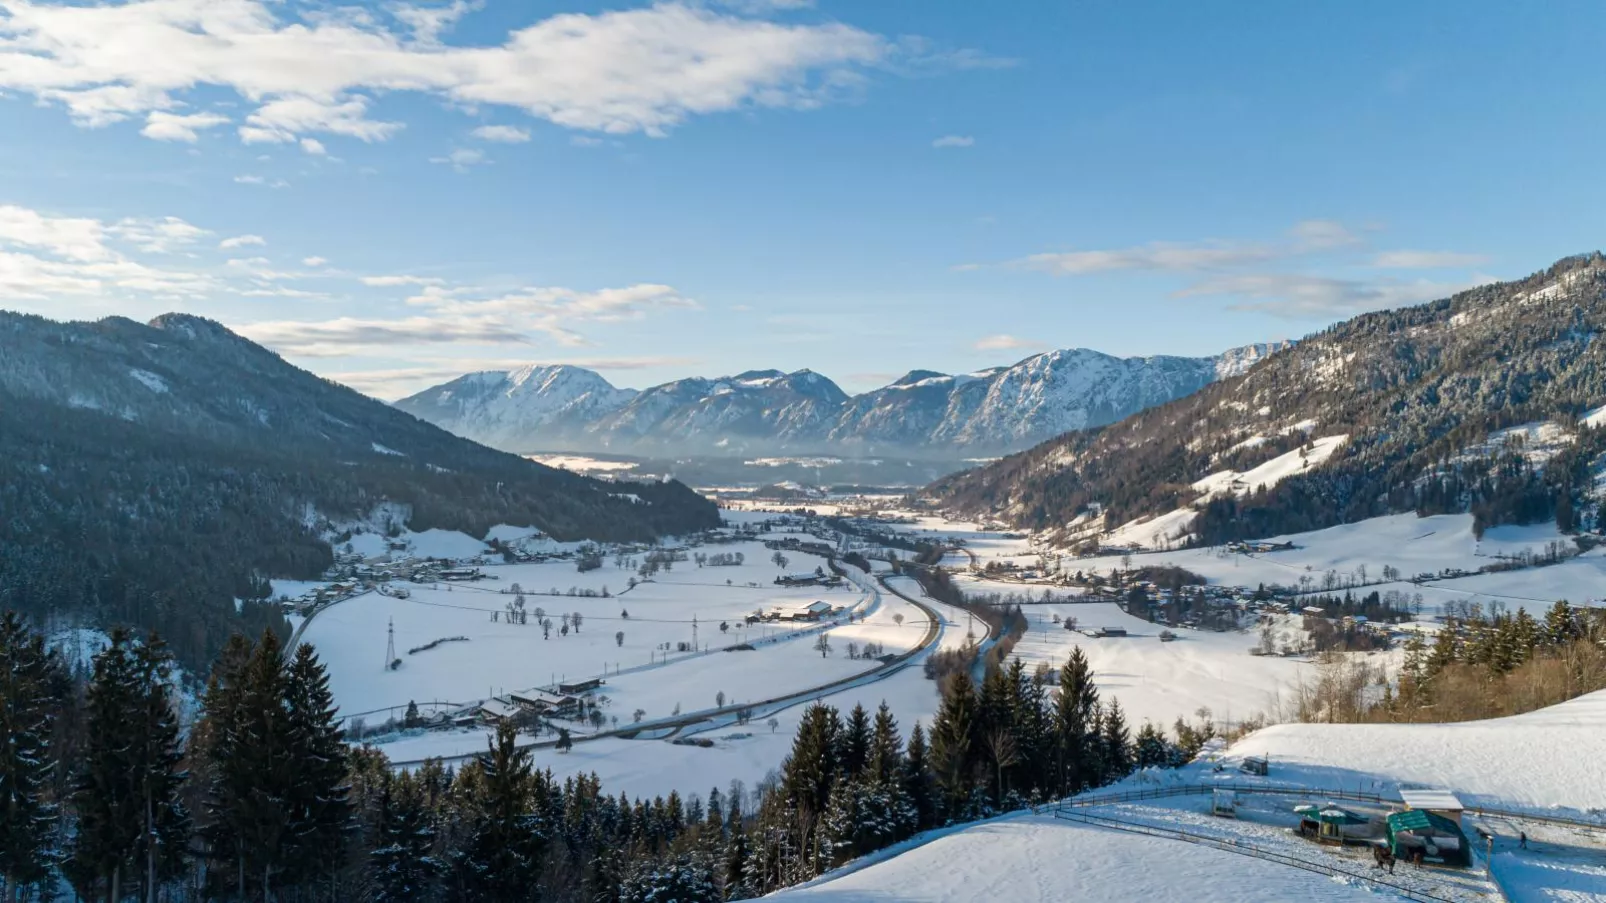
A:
1372 844 1396 874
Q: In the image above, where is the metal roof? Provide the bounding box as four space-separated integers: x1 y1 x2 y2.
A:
1400 789 1463 811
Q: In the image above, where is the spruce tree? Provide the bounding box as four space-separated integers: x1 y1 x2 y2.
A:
1053 648 1100 795
195 632 254 900
69 629 190 903
459 720 544 902
929 671 979 812
283 643 351 887
902 722 936 830
369 771 440 903
866 702 904 785
0 611 64 898
839 704 872 779
1100 698 1132 783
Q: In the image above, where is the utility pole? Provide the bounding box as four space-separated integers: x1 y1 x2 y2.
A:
692 614 699 652
385 617 395 669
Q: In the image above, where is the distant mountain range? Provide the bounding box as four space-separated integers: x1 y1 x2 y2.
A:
393 342 1290 456
929 254 1606 550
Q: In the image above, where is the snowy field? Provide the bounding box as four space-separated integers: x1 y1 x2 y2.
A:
372 573 968 801
775 812 1389 902
1004 601 1328 730
300 539 871 722
1072 512 1602 616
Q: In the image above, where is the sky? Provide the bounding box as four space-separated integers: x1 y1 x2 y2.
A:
1 0 1603 399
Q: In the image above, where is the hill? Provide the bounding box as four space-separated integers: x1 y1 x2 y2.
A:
0 312 718 667
393 343 1287 456
929 254 1606 549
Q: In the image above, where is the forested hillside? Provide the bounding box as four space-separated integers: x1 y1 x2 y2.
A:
930 254 1606 547
0 312 718 668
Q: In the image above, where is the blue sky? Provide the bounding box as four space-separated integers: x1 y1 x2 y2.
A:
1 0 1602 398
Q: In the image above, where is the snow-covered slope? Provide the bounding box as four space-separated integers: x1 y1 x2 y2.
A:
396 342 1290 455
391 364 633 451
1225 686 1606 816
776 813 1386 902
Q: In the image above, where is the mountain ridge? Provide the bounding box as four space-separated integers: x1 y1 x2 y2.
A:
395 342 1291 456
927 253 1606 551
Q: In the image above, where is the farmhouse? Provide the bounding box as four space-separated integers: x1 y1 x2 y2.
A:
788 600 835 621
476 697 521 724
509 688 581 716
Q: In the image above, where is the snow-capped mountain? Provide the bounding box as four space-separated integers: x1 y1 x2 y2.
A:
394 342 1290 455
390 364 635 451
929 253 1606 549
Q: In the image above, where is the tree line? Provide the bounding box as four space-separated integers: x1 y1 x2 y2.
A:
0 609 1182 902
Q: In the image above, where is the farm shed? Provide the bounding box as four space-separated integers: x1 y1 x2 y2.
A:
1385 809 1471 867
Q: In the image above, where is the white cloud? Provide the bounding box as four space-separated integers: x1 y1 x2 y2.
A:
430 148 486 171
472 124 530 143
140 110 230 142
234 174 289 188
571 135 604 148
390 0 476 45
1179 273 1493 318
299 137 328 155
0 0 982 145
1014 242 1278 275
107 216 210 254
1371 250 1489 269
932 134 974 148
302 256 329 267
994 220 1363 276
973 334 1040 352
361 274 446 287
0 204 109 261
219 234 266 250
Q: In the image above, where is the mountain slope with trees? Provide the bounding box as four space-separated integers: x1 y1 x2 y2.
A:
0 312 718 668
930 254 1606 547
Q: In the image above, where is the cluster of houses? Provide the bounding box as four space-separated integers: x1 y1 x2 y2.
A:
472 677 607 727
774 571 844 588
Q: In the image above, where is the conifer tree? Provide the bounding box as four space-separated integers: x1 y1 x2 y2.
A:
1053 648 1100 794
866 702 904 785
929 671 979 811
369 771 440 903
0 612 64 899
902 722 936 830
284 643 351 888
839 704 872 779
68 628 190 903
458 720 544 902
1100 698 1132 782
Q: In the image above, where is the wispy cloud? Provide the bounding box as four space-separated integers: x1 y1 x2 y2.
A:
472 125 531 143
973 333 1041 352
430 148 487 172
1370 250 1489 269
219 234 266 250
141 110 230 142
1180 273 1494 318
932 134 974 148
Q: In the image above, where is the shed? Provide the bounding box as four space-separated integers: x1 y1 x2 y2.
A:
1399 789 1464 825
1386 809 1471 867
1239 755 1269 776
1294 804 1370 845
558 677 605 695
